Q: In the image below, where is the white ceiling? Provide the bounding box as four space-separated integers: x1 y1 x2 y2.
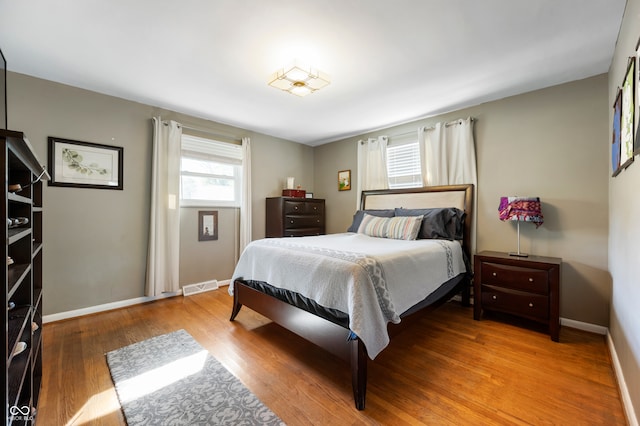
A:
0 1 627 146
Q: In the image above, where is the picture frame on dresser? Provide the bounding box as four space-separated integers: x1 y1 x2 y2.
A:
48 136 124 190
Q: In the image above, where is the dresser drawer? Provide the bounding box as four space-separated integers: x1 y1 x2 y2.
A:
480 262 548 294
284 215 323 229
304 202 324 215
284 201 306 214
284 228 323 237
481 285 549 320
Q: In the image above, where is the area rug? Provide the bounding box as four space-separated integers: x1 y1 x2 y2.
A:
106 329 285 426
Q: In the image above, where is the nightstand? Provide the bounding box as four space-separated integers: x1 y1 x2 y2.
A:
473 251 561 341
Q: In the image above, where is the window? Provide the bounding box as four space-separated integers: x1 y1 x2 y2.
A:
180 134 243 207
386 141 422 188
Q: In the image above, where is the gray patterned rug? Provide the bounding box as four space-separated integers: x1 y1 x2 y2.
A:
106 329 285 425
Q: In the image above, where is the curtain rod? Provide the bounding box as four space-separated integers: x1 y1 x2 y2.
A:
161 120 241 142
389 117 475 139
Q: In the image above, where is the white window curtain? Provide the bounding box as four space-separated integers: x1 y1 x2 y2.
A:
356 136 389 208
146 117 182 296
418 117 478 252
239 137 252 256
418 118 477 187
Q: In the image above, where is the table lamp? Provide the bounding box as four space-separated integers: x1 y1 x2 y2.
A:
498 196 544 257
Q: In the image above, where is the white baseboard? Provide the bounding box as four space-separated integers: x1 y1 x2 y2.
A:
43 291 181 323
560 317 608 335
607 331 639 426
42 277 234 323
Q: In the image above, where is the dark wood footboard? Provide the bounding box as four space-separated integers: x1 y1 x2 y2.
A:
230 281 367 409
230 276 469 410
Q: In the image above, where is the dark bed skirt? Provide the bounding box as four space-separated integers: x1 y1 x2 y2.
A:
235 273 467 330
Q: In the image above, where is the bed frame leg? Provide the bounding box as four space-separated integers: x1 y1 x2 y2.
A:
461 278 471 307
230 290 243 321
351 338 367 410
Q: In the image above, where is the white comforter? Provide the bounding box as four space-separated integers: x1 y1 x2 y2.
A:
230 233 466 359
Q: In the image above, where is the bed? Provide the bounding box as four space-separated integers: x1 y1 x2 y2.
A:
229 184 474 410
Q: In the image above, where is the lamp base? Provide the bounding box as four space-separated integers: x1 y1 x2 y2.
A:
509 252 529 257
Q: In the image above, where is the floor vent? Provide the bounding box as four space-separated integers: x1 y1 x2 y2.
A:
183 280 218 296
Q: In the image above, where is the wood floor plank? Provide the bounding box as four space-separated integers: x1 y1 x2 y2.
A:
39 288 628 425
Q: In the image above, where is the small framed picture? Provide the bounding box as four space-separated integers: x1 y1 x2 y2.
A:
48 137 123 189
338 169 351 191
198 210 218 241
305 192 314 198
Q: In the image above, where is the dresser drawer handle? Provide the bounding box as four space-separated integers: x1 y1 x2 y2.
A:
529 278 534 282
290 220 294 224
294 206 299 210
492 272 497 277
528 302 534 307
492 295 497 300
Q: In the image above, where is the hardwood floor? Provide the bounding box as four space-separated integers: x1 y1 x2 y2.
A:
39 288 627 425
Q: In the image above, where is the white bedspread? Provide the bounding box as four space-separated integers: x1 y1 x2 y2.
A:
230 233 466 359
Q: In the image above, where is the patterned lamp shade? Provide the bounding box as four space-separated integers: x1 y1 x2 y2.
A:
498 196 543 257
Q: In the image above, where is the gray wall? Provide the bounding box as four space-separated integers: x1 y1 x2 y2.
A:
315 75 611 327
8 72 314 315
608 0 640 419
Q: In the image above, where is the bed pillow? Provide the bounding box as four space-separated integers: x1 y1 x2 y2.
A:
394 207 465 240
357 213 423 240
347 209 395 232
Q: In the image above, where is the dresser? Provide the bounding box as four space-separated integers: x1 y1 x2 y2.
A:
473 251 561 341
266 197 325 237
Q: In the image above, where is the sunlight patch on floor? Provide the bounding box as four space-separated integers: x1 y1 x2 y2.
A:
116 350 208 403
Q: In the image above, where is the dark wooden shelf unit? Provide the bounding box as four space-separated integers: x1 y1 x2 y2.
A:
3 129 49 424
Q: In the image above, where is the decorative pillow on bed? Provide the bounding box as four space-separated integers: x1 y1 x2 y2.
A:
394 208 465 240
357 213 423 240
347 209 395 232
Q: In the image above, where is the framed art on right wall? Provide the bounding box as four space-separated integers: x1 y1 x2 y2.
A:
620 56 635 170
613 88 622 177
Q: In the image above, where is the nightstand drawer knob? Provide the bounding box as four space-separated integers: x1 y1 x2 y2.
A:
529 302 534 307
492 295 497 300
529 278 534 282
290 220 294 224
492 272 497 277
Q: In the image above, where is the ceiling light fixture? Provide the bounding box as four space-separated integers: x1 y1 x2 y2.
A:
268 60 330 97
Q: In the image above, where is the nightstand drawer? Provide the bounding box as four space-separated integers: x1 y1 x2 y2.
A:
480 262 548 294
481 285 549 320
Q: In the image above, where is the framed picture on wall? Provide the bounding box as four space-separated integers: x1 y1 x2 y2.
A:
635 37 640 156
48 137 124 189
338 169 351 191
612 88 622 177
620 56 635 170
198 210 218 241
